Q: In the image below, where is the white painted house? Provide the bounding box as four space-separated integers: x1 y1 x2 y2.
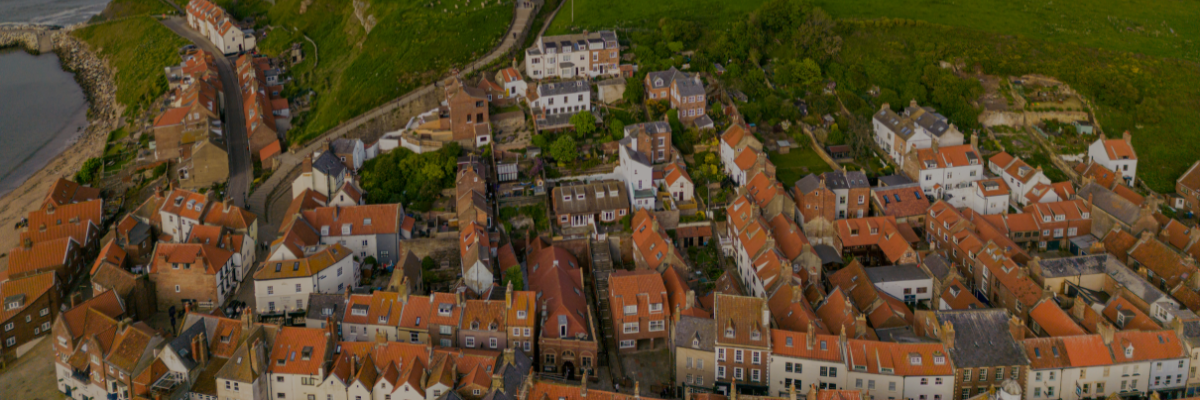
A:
253 244 357 314
529 80 591 116
989 152 1052 206
960 178 1011 216
186 0 257 55
618 138 655 210
1088 133 1138 187
910 144 985 201
872 101 965 166
769 330 847 396
863 265 933 306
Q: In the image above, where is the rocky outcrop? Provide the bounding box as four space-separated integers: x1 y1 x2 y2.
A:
49 29 122 143
0 31 39 51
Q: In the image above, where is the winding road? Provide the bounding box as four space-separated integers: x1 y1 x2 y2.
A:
160 17 253 208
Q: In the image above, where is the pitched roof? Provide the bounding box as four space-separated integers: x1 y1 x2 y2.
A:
1102 296 1160 331
1079 183 1141 225
609 271 668 326
939 277 985 310
772 329 843 362
0 273 58 323
268 327 330 375
149 243 234 274
935 309 1029 368
873 184 932 218
714 294 769 346
301 204 400 236
845 339 953 376
1101 138 1136 160
44 178 101 208
1028 300 1086 337
1110 330 1183 362
7 237 75 277
1178 160 1200 191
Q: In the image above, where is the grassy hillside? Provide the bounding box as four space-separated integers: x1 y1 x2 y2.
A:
544 0 768 35
829 20 1200 193
818 0 1200 62
223 0 513 144
93 0 177 20
72 16 188 118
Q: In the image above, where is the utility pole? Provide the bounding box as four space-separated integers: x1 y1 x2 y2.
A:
571 0 574 22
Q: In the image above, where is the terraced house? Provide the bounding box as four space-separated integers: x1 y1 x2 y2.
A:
186 0 257 54
645 67 709 125
715 294 772 395
609 271 671 352
524 31 620 79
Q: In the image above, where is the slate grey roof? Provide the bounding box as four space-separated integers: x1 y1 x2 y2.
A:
694 115 714 129
936 309 1030 368
877 174 915 187
673 315 715 352
312 151 347 177
330 138 360 154
125 217 152 245
624 121 671 138
168 320 208 371
1102 256 1169 306
306 293 345 325
647 67 704 96
864 264 930 283
874 108 917 138
908 107 951 137
1078 183 1141 225
823 170 869 190
921 253 952 281
620 138 651 167
794 174 821 195
1181 320 1200 347
1035 254 1112 279
814 244 843 265
551 181 629 215
538 80 589 96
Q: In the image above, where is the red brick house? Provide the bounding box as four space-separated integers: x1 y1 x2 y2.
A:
608 271 670 353
645 67 707 124
0 272 58 359
714 294 771 395
1176 160 1200 211
148 243 237 310
528 237 599 380
447 81 491 148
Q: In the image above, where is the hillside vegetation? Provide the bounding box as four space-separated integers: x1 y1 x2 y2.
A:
544 0 768 35
818 0 1200 63
72 16 188 118
92 0 176 21
219 0 513 144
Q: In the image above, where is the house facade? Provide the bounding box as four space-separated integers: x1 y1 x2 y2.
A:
523 31 620 80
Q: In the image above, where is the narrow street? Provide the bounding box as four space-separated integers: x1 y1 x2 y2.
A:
160 17 253 209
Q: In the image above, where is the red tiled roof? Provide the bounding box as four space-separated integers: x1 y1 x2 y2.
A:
91 240 128 275
301 204 400 236
154 107 190 127
1110 330 1183 362
1102 296 1161 331
846 339 953 376
1060 334 1115 367
940 277 984 310
269 327 330 375
149 243 234 275
0 272 58 324
44 178 101 208
259 140 281 161
1103 138 1136 160
771 329 843 362
1028 300 1086 337
873 186 931 218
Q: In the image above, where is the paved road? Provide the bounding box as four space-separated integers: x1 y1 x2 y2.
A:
161 17 252 208
246 0 540 221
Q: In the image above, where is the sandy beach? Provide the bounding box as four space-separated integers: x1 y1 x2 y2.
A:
0 28 121 273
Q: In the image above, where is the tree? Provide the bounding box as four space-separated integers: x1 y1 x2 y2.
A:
531 133 549 149
503 266 524 290
550 135 578 163
624 74 645 103
570 111 597 137
422 256 437 271
75 157 103 185
609 119 626 142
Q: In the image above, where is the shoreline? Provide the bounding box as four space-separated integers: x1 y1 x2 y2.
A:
0 27 120 271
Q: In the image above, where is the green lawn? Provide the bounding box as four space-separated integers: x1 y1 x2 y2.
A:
226 0 513 144
544 0 768 35
768 147 833 187
73 16 188 118
834 20 1200 193
818 0 1200 63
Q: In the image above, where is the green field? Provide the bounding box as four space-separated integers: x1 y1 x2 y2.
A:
818 0 1200 63
221 0 513 144
544 0 768 35
831 19 1200 193
768 147 833 187
72 16 188 118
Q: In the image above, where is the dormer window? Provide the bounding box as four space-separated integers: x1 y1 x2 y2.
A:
910 355 922 365
341 224 351 235
1125 345 1134 357
751 330 761 341
934 354 946 365
1054 215 1065 221
563 194 571 202
438 304 452 316
378 316 388 324
471 321 480 330
1082 212 1090 218
785 337 793 347
693 338 701 348
1043 216 1051 223
624 305 637 315
575 193 584 200
321 226 330 235
649 303 663 312
725 327 735 338
517 310 527 319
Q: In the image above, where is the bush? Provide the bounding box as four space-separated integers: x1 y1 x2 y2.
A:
422 256 437 271
503 266 524 290
75 158 103 185
571 111 597 137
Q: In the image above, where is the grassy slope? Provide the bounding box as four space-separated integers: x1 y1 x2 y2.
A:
819 0 1200 62
72 16 188 117
96 0 176 19
544 0 768 35
836 21 1200 192
243 0 512 143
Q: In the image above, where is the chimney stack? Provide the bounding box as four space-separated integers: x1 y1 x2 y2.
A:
806 322 815 349
1098 320 1116 345
807 384 819 400
633 381 640 400
580 370 588 397
1123 131 1132 145
855 314 867 338
493 373 505 394
761 299 770 329
686 290 696 309
940 320 955 349
506 281 513 310
1008 315 1025 341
